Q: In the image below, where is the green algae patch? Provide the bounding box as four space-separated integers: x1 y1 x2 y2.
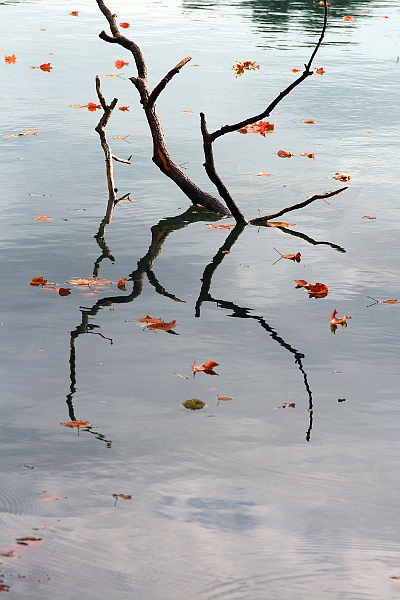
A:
182 398 206 411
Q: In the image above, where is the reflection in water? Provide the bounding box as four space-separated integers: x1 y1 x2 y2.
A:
195 225 314 441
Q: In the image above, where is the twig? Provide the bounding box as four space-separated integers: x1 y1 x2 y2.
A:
250 187 347 224
148 56 192 108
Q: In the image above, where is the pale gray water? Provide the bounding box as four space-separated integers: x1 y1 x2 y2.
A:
1 0 399 598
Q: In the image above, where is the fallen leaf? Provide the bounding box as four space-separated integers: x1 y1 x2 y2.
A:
117 278 127 290
283 252 301 262
277 403 296 408
119 21 130 28
314 67 325 75
363 215 376 219
0 550 19 558
294 279 309 288
32 215 53 221
115 60 129 69
207 223 235 230
59 288 71 296
3 128 41 141
30 276 47 286
318 1 331 4
70 10 79 16
87 102 102 111
60 420 91 428
113 494 131 500
42 285 60 292
333 172 351 182
137 315 163 324
16 537 43 546
343 15 355 21
307 282 329 298
181 110 193 114
301 119 315 124
5 54 17 64
232 60 260 77
71 104 89 109
222 250 230 254
29 62 52 71
193 360 219 375
365 131 375 134
174 373 189 379
238 121 274 136
0 586 10 592
381 15 389 18
217 396 232 401
380 299 399 304
330 309 350 325
257 172 273 177
39 493 66 502
300 151 316 159
277 150 295 158
147 319 177 331
68 278 97 286
291 68 300 73
266 221 295 228
118 105 130 111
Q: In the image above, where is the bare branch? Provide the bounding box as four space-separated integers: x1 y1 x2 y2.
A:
250 187 348 225
148 56 192 108
112 155 131 164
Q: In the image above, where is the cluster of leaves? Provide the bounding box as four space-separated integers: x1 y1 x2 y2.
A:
232 60 260 77
238 121 274 137
295 280 329 299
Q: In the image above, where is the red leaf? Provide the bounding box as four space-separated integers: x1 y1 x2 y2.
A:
70 11 79 16
115 60 129 69
5 54 17 64
118 105 130 111
39 63 52 71
147 319 177 331
119 22 130 28
59 288 71 296
277 150 295 158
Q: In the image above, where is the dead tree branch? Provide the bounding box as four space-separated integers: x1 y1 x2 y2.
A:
95 0 229 216
250 187 348 225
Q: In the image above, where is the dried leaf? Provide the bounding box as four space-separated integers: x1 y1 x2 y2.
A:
257 172 273 177
39 63 52 71
113 494 131 500
238 121 274 136
60 420 90 428
193 360 219 375
330 309 350 325
282 252 301 262
115 60 129 69
71 104 88 109
30 276 47 286
291 68 300 73
32 215 53 221
277 150 295 158
39 493 66 502
307 282 329 298
68 278 96 286
117 278 127 290
380 299 399 304
217 396 232 401
232 60 260 77
222 250 230 254
181 110 193 114
119 22 130 28
59 287 71 296
314 67 325 75
343 15 355 21
118 105 130 111
70 11 79 16
334 172 351 182
207 223 235 230
267 221 295 228
147 319 177 331
300 151 316 159
5 54 17 64
294 279 309 288
363 215 376 219
301 119 315 124
277 403 296 408
137 315 163 324
16 537 43 546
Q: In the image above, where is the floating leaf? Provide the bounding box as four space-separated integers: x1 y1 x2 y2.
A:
70 10 79 16
112 494 131 500
277 403 296 408
87 102 102 112
68 278 96 286
267 221 295 228
277 150 295 158
119 105 130 111
307 282 329 298
314 67 325 75
257 172 273 177
115 60 129 69
291 68 300 73
137 315 163 324
193 360 219 376
30 63 52 71
294 279 309 288
32 215 53 221
16 537 43 546
119 22 130 28
60 420 90 428
217 396 232 401
367 296 399 305
330 309 350 333
363 215 376 219
238 121 274 136
59 288 71 296
207 223 235 230
273 248 301 263
301 119 315 124
181 109 193 114
300 151 316 159
182 398 206 410
334 172 351 182
232 60 260 77
117 278 127 290
5 54 17 64
30 276 47 286
343 15 355 21
222 250 230 254
147 319 177 331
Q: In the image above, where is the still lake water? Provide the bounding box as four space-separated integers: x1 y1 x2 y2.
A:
1 0 399 598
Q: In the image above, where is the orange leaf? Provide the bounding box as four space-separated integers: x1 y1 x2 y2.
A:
267 221 295 228
60 420 90 428
117 278 127 290
222 250 230 254
330 309 349 325
282 252 301 262
308 282 329 298
30 276 47 286
115 60 129 69
87 102 102 111
119 22 130 28
59 288 71 296
294 279 309 288
113 493 131 500
277 403 296 408
181 110 193 114
39 63 52 71
291 68 300 73
217 396 232 401
147 319 177 331
363 215 376 219
32 215 53 221
314 67 325 75
68 278 96 285
318 1 331 4
343 15 355 21
70 11 79 16
207 223 235 230
301 119 315 124
5 54 17 64
238 121 274 136
257 172 272 177
277 150 295 158
118 105 130 111
193 360 219 375
232 60 260 77
300 151 316 159
137 315 163 324
333 172 351 182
